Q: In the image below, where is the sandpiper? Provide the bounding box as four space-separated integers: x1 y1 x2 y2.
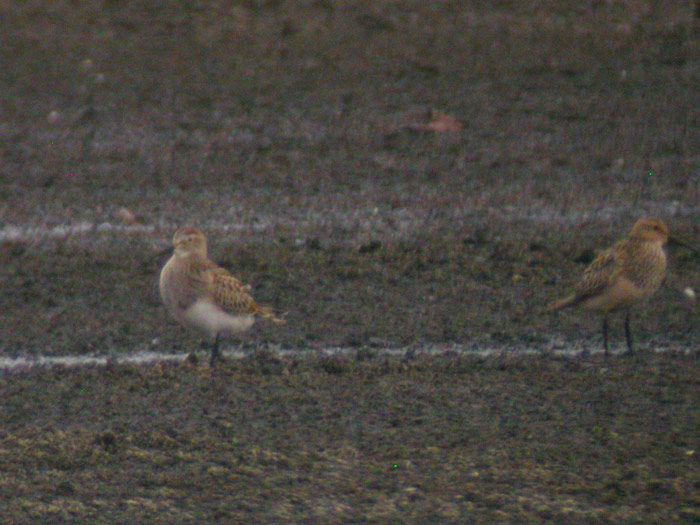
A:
159 228 285 366
548 217 668 355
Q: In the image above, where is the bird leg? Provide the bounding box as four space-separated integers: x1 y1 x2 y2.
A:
602 315 609 356
210 333 221 366
624 310 633 354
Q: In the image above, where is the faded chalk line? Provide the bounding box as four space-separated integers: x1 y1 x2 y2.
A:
0 343 693 371
1 199 698 244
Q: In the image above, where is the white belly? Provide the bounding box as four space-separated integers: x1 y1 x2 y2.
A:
183 299 255 337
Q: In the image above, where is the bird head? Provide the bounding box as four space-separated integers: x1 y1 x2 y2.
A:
173 228 208 257
630 217 669 245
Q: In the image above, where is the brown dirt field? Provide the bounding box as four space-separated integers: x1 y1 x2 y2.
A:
1 1 700 522
2 353 700 523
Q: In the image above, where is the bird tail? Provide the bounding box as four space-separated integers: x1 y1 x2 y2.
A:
546 294 577 312
258 305 287 325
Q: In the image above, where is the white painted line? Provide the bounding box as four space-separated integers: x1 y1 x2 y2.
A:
0 342 691 371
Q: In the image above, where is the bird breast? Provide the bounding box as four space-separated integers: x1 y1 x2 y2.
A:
626 241 666 295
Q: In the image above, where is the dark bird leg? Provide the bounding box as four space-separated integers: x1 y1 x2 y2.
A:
580 342 590 359
210 333 221 366
602 315 609 356
624 310 633 354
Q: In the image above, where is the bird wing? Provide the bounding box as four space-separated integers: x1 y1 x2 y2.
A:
574 247 621 301
188 256 286 323
176 256 256 315
206 262 262 316
212 273 262 316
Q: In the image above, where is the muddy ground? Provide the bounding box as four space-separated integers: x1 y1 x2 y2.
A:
1 353 700 522
1 1 700 522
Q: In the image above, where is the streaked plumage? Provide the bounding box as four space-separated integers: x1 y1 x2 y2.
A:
548 217 668 355
159 228 284 365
